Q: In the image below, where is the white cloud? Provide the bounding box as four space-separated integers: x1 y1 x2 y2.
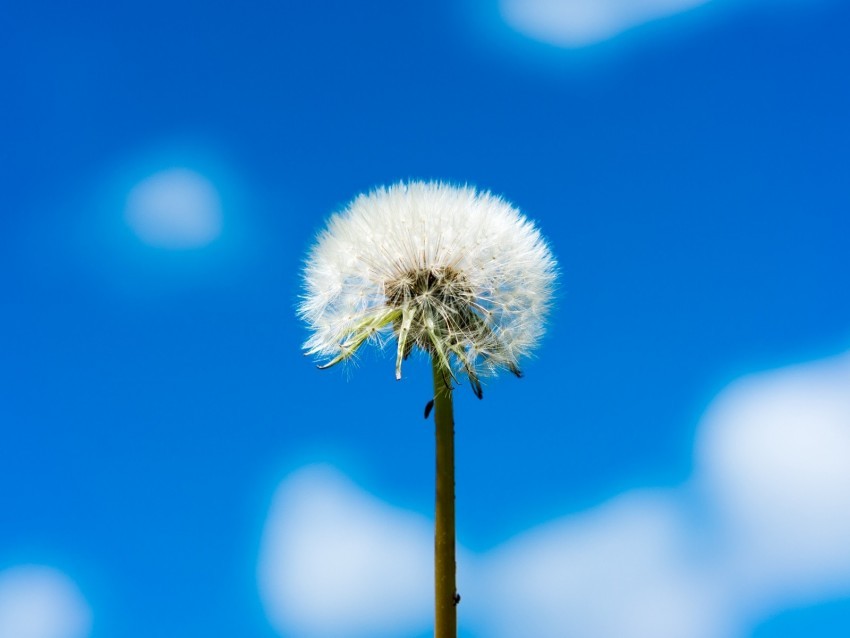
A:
0 566 91 638
696 352 850 609
498 0 710 48
124 168 222 249
471 492 734 638
257 465 434 638
258 349 850 638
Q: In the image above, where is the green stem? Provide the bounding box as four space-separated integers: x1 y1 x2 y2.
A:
432 357 457 638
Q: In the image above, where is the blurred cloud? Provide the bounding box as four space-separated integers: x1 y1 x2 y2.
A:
257 465 434 638
697 352 850 610
124 168 222 249
257 348 850 637
0 566 91 638
471 493 733 638
498 0 710 48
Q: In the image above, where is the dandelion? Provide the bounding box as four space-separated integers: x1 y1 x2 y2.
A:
299 181 557 637
300 182 556 391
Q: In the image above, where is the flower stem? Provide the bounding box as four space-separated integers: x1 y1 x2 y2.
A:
432 357 457 638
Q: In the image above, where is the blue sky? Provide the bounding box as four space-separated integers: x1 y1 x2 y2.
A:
1 1 849 637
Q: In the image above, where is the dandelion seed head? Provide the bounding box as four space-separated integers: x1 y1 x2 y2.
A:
299 181 557 390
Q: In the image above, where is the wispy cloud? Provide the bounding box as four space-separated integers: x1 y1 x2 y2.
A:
497 0 711 48
257 348 850 637
499 0 710 48
257 466 434 638
0 566 91 638
697 352 850 610
470 492 734 638
124 168 223 249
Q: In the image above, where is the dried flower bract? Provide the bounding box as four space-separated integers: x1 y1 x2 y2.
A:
299 181 557 396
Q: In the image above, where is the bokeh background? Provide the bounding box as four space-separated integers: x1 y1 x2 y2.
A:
2 1 849 637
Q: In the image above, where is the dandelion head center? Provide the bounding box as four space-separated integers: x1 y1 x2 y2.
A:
384 266 483 350
384 266 473 313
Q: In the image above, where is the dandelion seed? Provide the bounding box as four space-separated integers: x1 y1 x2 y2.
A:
299 181 557 394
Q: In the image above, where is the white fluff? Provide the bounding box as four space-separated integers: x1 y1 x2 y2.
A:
299 182 557 392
